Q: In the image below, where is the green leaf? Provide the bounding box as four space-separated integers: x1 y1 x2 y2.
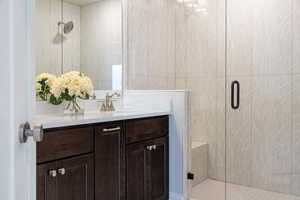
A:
49 95 63 105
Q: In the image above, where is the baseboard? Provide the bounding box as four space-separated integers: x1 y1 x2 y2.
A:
169 192 185 200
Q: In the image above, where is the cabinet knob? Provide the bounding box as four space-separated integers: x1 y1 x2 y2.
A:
49 170 57 177
146 145 157 151
146 145 153 151
58 168 66 175
152 145 157 150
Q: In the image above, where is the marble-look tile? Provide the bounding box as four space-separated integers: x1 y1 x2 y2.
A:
208 78 226 181
192 143 208 186
127 0 177 89
227 0 292 76
292 75 300 177
216 0 226 78
293 0 300 74
291 175 300 196
252 0 292 75
127 75 150 90
186 77 217 112
186 77 217 145
36 0 63 75
252 75 292 193
227 0 254 76
192 179 300 200
175 4 187 79
175 78 187 90
184 6 218 78
127 0 151 77
226 77 253 186
62 2 81 73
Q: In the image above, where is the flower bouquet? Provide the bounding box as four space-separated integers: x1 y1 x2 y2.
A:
36 71 94 114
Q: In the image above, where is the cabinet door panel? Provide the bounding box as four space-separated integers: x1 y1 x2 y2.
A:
37 162 57 200
149 137 168 200
126 116 169 144
126 142 149 200
126 137 169 200
37 127 94 163
95 122 125 200
56 154 94 200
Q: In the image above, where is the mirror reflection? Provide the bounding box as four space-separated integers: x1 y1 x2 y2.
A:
36 0 123 91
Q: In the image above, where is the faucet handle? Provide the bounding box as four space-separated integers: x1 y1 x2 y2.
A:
112 92 121 97
108 101 115 111
107 92 121 98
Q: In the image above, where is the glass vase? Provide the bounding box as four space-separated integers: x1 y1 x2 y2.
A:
64 98 84 115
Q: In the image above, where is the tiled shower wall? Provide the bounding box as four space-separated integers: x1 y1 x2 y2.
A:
126 0 176 90
36 0 81 75
126 0 226 182
126 0 300 196
226 0 300 196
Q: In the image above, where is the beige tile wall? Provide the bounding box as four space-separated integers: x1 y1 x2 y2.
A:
126 0 226 185
36 0 81 76
126 0 300 196
126 0 176 90
226 0 299 196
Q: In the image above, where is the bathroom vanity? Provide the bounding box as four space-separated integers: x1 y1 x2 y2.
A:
36 114 169 200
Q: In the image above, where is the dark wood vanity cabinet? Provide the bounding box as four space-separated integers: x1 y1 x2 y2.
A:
37 154 94 200
94 122 125 200
126 117 169 200
126 137 168 200
37 115 169 200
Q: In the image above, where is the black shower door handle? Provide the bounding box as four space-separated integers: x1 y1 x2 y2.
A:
231 80 240 110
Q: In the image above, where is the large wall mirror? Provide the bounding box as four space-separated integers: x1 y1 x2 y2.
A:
36 0 123 91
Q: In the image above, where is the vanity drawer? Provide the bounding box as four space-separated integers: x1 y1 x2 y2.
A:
37 127 94 163
125 116 169 144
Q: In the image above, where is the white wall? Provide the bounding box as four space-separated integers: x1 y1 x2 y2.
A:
0 1 14 199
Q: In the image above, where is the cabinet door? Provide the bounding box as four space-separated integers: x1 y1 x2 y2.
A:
56 154 94 200
148 137 168 200
95 123 125 200
126 141 149 200
126 137 169 200
37 162 57 200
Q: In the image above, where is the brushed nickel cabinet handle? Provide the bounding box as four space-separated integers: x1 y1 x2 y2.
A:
49 170 57 177
58 168 66 175
102 127 121 132
146 146 153 151
152 145 157 150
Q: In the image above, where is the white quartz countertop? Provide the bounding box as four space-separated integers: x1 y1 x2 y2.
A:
34 110 171 129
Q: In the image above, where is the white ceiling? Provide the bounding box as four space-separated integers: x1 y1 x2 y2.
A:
64 0 102 6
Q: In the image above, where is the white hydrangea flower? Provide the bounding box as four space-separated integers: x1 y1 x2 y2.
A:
52 71 94 100
36 73 56 88
51 77 66 98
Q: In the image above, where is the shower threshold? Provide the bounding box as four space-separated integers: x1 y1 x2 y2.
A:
191 179 300 200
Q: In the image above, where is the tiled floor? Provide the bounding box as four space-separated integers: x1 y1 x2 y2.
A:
191 179 300 200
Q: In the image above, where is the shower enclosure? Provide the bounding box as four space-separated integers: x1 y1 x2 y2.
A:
125 0 300 199
185 0 300 199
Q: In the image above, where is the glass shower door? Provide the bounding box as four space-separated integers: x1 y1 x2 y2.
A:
226 0 299 199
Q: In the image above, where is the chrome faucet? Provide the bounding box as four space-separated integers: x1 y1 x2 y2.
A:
100 92 121 112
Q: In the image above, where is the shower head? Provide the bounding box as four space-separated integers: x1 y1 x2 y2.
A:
63 21 74 34
58 21 74 34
